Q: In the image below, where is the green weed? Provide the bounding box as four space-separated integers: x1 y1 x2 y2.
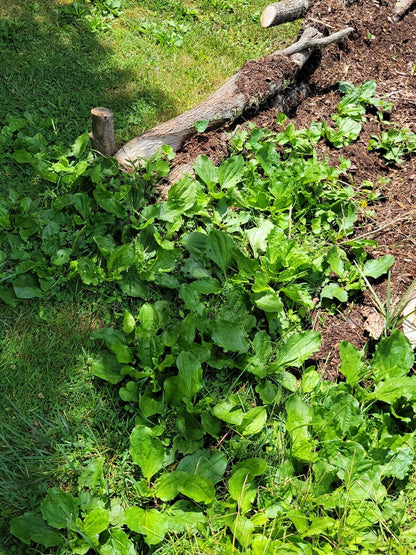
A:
369 127 416 165
4 82 416 553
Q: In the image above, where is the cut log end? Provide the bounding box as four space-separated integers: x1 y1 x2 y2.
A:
260 5 279 28
260 0 309 28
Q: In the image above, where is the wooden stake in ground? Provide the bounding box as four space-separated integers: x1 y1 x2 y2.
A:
115 26 353 168
89 107 116 157
260 0 309 28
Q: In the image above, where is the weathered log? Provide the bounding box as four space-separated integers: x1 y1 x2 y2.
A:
392 0 416 21
260 0 309 28
165 82 310 190
115 26 353 168
89 107 116 156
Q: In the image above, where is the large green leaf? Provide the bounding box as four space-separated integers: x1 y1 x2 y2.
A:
110 342 133 364
90 327 126 348
13 274 42 299
93 187 126 218
254 292 283 313
230 516 255 549
286 396 315 461
228 468 257 513
232 458 267 476
312 388 363 441
83 508 110 538
129 425 165 481
273 331 321 371
76 257 101 286
71 131 90 158
206 229 235 276
372 330 414 381
90 353 123 384
118 269 149 298
194 155 218 186
124 507 169 545
100 528 136 555
138 302 159 334
339 341 367 386
321 282 348 303
166 501 205 533
176 351 203 398
177 449 227 484
325 117 362 148
122 310 136 334
218 155 245 189
212 318 250 353
281 284 314 309
155 471 215 504
78 457 105 493
246 220 274 257
168 174 197 210
212 399 244 425
107 243 135 271
10 512 61 547
239 406 268 436
363 255 395 279
381 447 414 480
245 330 272 377
40 488 77 529
370 377 416 404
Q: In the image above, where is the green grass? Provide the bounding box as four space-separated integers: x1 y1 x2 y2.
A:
0 301 135 552
0 0 297 150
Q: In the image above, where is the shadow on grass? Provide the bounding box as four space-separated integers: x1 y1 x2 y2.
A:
0 301 136 553
0 10 171 546
0 0 174 144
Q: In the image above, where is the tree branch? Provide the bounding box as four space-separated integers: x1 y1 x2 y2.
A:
274 26 354 57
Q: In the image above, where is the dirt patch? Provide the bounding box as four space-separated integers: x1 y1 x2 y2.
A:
170 0 416 378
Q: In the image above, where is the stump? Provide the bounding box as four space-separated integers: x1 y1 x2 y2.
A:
89 107 116 157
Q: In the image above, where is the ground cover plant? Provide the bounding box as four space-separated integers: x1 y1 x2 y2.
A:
2 80 416 553
2 0 416 553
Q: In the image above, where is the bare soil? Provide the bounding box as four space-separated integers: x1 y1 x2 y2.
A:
172 0 416 379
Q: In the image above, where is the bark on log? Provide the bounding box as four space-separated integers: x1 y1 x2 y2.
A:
260 0 309 28
115 26 353 168
89 107 116 156
392 0 416 21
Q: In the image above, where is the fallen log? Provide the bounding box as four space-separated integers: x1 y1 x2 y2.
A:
115 26 353 168
164 81 310 191
260 0 309 28
392 0 416 20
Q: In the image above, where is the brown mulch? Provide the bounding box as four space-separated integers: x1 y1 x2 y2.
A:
171 0 416 379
